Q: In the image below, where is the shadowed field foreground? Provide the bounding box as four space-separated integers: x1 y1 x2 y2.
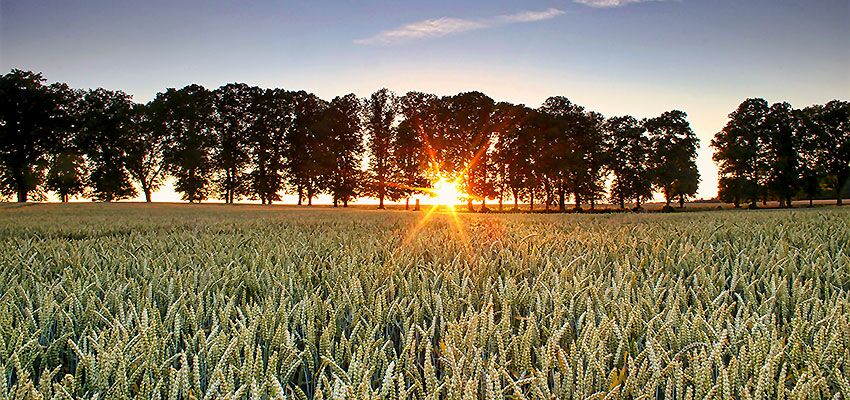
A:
1 204 849 399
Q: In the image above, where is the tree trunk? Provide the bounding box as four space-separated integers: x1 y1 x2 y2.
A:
297 186 303 205
143 186 152 203
678 195 685 208
809 197 814 207
16 179 27 202
466 199 474 212
574 193 582 211
414 198 420 211
378 176 385 209
62 193 69 203
779 198 786 208
308 196 312 206
480 198 487 213
405 197 409 210
619 195 625 209
530 191 534 211
558 184 565 212
343 198 348 207
837 172 847 205
498 196 503 211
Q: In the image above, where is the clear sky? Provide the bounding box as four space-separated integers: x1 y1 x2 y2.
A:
2 0 848 202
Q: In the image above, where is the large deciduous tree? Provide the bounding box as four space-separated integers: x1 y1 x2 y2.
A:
126 103 168 202
712 98 770 208
248 88 294 204
605 116 653 209
396 92 437 209
645 110 700 208
764 102 799 207
539 96 595 211
45 83 86 202
365 89 398 209
0 70 63 202
807 101 850 205
444 92 496 211
285 91 327 205
150 85 216 203
76 88 137 202
495 106 538 210
318 94 364 207
213 83 255 203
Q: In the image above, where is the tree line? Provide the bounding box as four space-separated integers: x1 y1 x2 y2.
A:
0 69 702 211
713 98 850 207
2 69 845 210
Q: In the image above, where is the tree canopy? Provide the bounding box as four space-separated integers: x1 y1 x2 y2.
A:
3 69 848 209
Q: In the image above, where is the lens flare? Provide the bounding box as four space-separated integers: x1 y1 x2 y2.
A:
430 177 463 207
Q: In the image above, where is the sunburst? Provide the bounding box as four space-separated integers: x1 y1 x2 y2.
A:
429 176 463 208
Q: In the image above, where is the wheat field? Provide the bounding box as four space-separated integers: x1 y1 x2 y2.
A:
1 204 848 400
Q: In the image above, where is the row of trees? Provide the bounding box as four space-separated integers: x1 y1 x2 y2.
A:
712 98 850 207
2 69 705 210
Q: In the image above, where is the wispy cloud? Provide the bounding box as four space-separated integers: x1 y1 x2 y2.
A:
573 0 667 8
355 8 564 45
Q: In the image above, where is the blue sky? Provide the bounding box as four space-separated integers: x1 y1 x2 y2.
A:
2 0 849 200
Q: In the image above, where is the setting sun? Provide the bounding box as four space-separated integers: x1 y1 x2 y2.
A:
430 177 464 207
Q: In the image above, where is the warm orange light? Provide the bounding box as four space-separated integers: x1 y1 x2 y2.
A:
430 177 464 207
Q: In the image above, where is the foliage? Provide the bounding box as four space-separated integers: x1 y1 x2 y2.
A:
76 88 138 202
0 70 64 202
645 110 700 208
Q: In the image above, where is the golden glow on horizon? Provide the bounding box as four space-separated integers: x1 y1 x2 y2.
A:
429 176 464 207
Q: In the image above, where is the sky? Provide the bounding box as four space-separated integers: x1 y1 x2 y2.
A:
2 0 849 203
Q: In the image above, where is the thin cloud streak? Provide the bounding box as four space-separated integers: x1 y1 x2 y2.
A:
574 0 668 8
355 8 564 45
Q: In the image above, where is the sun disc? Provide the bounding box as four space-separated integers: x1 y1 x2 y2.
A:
431 177 462 206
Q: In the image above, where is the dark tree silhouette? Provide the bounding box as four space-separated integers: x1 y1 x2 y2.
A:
393 121 428 210
318 94 364 207
807 101 850 205
645 110 700 208
443 92 496 211
539 97 592 211
576 111 607 210
76 88 137 202
126 103 168 202
397 92 437 209
764 102 799 207
495 106 538 210
150 85 216 203
213 83 255 203
364 89 398 209
285 91 327 206
796 107 825 206
248 88 293 204
0 70 63 202
45 83 86 202
490 102 527 211
713 98 770 208
604 116 653 209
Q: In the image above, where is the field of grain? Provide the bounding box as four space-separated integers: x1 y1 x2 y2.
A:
1 204 849 400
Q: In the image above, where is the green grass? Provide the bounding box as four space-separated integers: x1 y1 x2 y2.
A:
1 204 849 399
